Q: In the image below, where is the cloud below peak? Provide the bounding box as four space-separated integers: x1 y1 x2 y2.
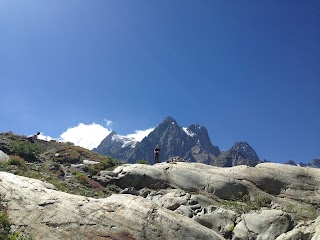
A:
38 122 155 151
60 123 112 150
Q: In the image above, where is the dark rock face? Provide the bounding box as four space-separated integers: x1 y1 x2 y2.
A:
310 159 320 168
92 131 132 161
299 159 320 168
93 117 266 167
285 160 297 166
213 141 260 167
93 117 220 164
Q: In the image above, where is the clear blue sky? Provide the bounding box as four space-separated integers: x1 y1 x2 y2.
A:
1 1 319 164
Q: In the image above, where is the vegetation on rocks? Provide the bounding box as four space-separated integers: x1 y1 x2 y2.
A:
0 132 121 198
285 203 318 221
221 194 271 214
136 159 148 164
10 141 43 162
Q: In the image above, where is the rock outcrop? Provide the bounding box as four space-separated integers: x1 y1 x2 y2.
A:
95 162 320 207
0 171 224 240
1 161 319 239
95 162 320 239
233 209 293 240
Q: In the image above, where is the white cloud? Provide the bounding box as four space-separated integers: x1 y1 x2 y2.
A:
60 123 112 150
104 119 113 127
39 122 154 151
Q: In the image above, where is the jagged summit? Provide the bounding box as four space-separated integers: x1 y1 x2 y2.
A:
162 116 177 125
292 159 320 168
93 117 220 164
230 141 259 161
92 117 264 166
213 141 260 167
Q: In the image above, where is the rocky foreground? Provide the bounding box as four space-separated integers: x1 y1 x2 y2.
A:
0 162 319 240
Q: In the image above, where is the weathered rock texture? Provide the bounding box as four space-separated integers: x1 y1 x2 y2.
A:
96 162 320 239
0 172 224 240
1 162 319 240
96 162 320 206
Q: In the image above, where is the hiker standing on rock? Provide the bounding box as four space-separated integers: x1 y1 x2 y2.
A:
28 132 40 143
154 144 160 164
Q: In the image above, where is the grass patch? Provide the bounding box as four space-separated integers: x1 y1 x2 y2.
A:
0 161 118 199
221 195 271 214
285 203 318 221
8 156 26 168
83 156 120 175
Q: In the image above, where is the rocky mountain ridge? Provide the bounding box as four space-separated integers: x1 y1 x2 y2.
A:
94 116 318 168
93 117 259 166
285 159 320 168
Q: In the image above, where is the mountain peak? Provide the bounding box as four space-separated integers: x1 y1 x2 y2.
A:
110 131 117 136
231 141 259 161
162 116 177 125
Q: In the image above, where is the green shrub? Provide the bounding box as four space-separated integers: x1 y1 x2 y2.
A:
136 159 148 164
10 141 43 162
73 171 91 186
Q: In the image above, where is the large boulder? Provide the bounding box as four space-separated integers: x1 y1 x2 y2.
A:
232 209 293 240
194 208 238 239
0 172 224 240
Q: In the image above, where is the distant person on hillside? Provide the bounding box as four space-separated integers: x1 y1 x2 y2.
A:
28 132 40 143
154 144 160 164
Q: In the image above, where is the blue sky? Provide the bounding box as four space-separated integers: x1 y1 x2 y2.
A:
1 1 319 164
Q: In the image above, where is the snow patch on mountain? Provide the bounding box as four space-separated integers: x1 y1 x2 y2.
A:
182 127 196 137
112 128 154 148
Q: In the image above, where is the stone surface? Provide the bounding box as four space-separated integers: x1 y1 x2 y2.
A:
0 150 9 162
96 162 320 207
276 216 320 240
0 172 224 240
94 162 319 239
233 209 293 240
1 157 319 239
194 208 237 238
83 159 100 165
